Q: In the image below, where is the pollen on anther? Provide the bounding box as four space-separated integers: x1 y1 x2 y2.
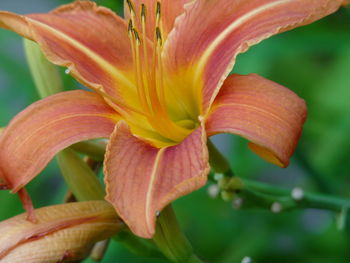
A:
156 27 162 46
128 20 133 37
133 29 141 45
126 0 135 16
141 3 146 21
156 1 161 19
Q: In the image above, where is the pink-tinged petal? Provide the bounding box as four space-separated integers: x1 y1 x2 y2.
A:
0 1 134 98
163 0 343 112
104 121 209 238
206 74 307 167
0 90 119 192
0 201 121 263
124 0 192 40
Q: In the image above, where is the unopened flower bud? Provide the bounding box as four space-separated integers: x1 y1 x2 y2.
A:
0 201 122 263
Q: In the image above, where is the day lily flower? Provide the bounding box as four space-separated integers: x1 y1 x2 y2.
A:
0 201 121 263
0 0 345 238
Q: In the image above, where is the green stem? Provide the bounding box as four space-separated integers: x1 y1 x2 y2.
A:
187 255 205 263
57 148 105 201
295 149 336 194
71 141 106 161
113 231 164 258
207 140 232 176
242 179 350 212
153 205 204 263
208 139 350 214
24 39 63 97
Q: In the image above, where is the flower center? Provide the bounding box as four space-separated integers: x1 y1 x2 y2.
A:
120 0 196 146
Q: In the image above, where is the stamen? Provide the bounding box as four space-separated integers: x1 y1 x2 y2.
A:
126 0 135 17
133 28 150 113
156 2 161 25
128 19 133 38
122 0 192 143
141 4 151 106
141 3 147 22
141 4 148 64
155 27 166 111
133 28 141 45
156 27 162 47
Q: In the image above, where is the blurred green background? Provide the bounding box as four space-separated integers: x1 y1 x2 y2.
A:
0 1 350 263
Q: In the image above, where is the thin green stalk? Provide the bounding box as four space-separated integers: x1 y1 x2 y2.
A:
208 139 350 215
24 39 63 97
207 140 232 176
295 149 336 194
57 148 105 201
71 141 106 161
242 179 350 212
153 205 204 263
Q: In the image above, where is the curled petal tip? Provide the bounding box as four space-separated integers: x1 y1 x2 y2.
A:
206 74 307 167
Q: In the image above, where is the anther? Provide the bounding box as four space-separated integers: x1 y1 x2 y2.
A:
126 0 135 16
133 29 141 45
156 27 162 46
156 1 161 21
128 20 133 38
141 4 146 22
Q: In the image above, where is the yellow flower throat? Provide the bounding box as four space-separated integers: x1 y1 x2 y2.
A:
99 0 198 147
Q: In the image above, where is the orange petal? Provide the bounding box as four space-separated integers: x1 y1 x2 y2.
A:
163 0 343 112
0 90 118 192
124 0 192 40
206 74 307 167
0 1 134 98
0 201 121 263
104 121 209 238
